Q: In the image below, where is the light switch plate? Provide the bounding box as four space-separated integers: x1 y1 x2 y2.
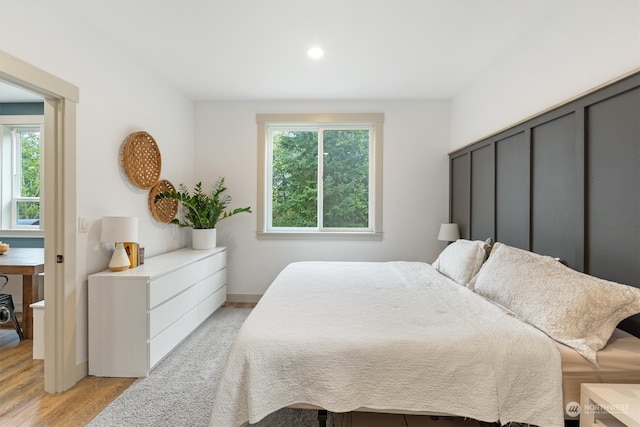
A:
78 217 88 233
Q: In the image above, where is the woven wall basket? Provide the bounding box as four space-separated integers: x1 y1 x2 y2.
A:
149 179 179 223
123 131 162 189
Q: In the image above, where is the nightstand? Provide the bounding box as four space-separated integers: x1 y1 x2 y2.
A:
580 383 640 427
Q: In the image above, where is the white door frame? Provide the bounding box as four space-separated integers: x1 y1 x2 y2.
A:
0 51 80 392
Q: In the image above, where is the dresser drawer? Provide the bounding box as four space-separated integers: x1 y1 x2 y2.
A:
198 251 226 280
197 268 226 301
149 306 199 369
199 285 227 323
149 263 198 309
149 284 199 339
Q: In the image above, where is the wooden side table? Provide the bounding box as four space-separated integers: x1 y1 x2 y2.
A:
580 383 640 427
0 248 44 339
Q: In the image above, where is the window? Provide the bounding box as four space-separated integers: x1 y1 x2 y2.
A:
14 127 41 227
1 116 44 231
257 113 383 238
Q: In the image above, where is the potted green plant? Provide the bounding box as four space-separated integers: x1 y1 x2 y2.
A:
154 177 251 249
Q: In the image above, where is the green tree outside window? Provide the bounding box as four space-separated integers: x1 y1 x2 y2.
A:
271 128 370 229
18 131 40 222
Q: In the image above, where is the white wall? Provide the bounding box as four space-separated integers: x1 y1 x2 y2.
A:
0 3 195 363
195 100 451 299
451 0 640 150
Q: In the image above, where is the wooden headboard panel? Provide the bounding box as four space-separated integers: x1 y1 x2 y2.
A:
449 71 640 338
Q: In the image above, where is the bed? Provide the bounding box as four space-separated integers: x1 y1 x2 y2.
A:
210 241 640 427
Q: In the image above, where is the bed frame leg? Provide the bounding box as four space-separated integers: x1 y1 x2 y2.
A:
318 409 328 427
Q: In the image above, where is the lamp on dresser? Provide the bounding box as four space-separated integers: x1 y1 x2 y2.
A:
101 216 138 272
438 223 460 242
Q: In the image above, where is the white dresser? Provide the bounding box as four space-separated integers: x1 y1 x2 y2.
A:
88 247 227 377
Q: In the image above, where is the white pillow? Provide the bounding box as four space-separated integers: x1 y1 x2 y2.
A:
469 242 640 364
432 239 488 286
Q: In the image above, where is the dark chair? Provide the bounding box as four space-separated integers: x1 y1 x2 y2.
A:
0 274 24 340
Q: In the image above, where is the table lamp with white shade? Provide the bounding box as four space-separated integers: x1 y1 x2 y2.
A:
101 216 138 272
437 223 460 242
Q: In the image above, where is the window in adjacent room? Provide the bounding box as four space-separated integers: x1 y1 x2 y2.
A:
257 113 383 238
0 116 44 231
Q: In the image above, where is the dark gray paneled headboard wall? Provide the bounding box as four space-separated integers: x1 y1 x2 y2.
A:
449 71 640 337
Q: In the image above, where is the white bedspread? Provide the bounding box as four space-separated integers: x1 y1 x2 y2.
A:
210 261 564 427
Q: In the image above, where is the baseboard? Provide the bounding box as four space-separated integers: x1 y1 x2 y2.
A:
226 293 262 304
76 359 88 381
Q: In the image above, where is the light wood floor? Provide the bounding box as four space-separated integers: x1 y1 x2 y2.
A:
0 329 134 426
0 302 255 427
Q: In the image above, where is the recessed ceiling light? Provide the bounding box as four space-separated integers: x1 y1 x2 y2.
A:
307 47 324 59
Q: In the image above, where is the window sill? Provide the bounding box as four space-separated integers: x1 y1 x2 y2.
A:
0 229 44 238
257 231 383 241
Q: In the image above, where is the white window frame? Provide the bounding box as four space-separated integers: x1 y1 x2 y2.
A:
257 113 383 239
0 115 44 236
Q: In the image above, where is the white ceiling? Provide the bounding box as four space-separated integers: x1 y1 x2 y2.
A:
3 0 565 102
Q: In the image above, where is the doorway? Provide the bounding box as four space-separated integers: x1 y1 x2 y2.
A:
0 50 79 393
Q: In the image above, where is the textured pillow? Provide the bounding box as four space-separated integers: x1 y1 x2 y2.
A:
432 239 488 286
469 242 640 364
483 237 494 259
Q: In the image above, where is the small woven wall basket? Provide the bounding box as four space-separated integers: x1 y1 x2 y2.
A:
123 131 162 189
149 179 179 223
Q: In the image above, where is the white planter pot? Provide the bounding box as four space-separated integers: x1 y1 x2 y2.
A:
192 228 217 250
